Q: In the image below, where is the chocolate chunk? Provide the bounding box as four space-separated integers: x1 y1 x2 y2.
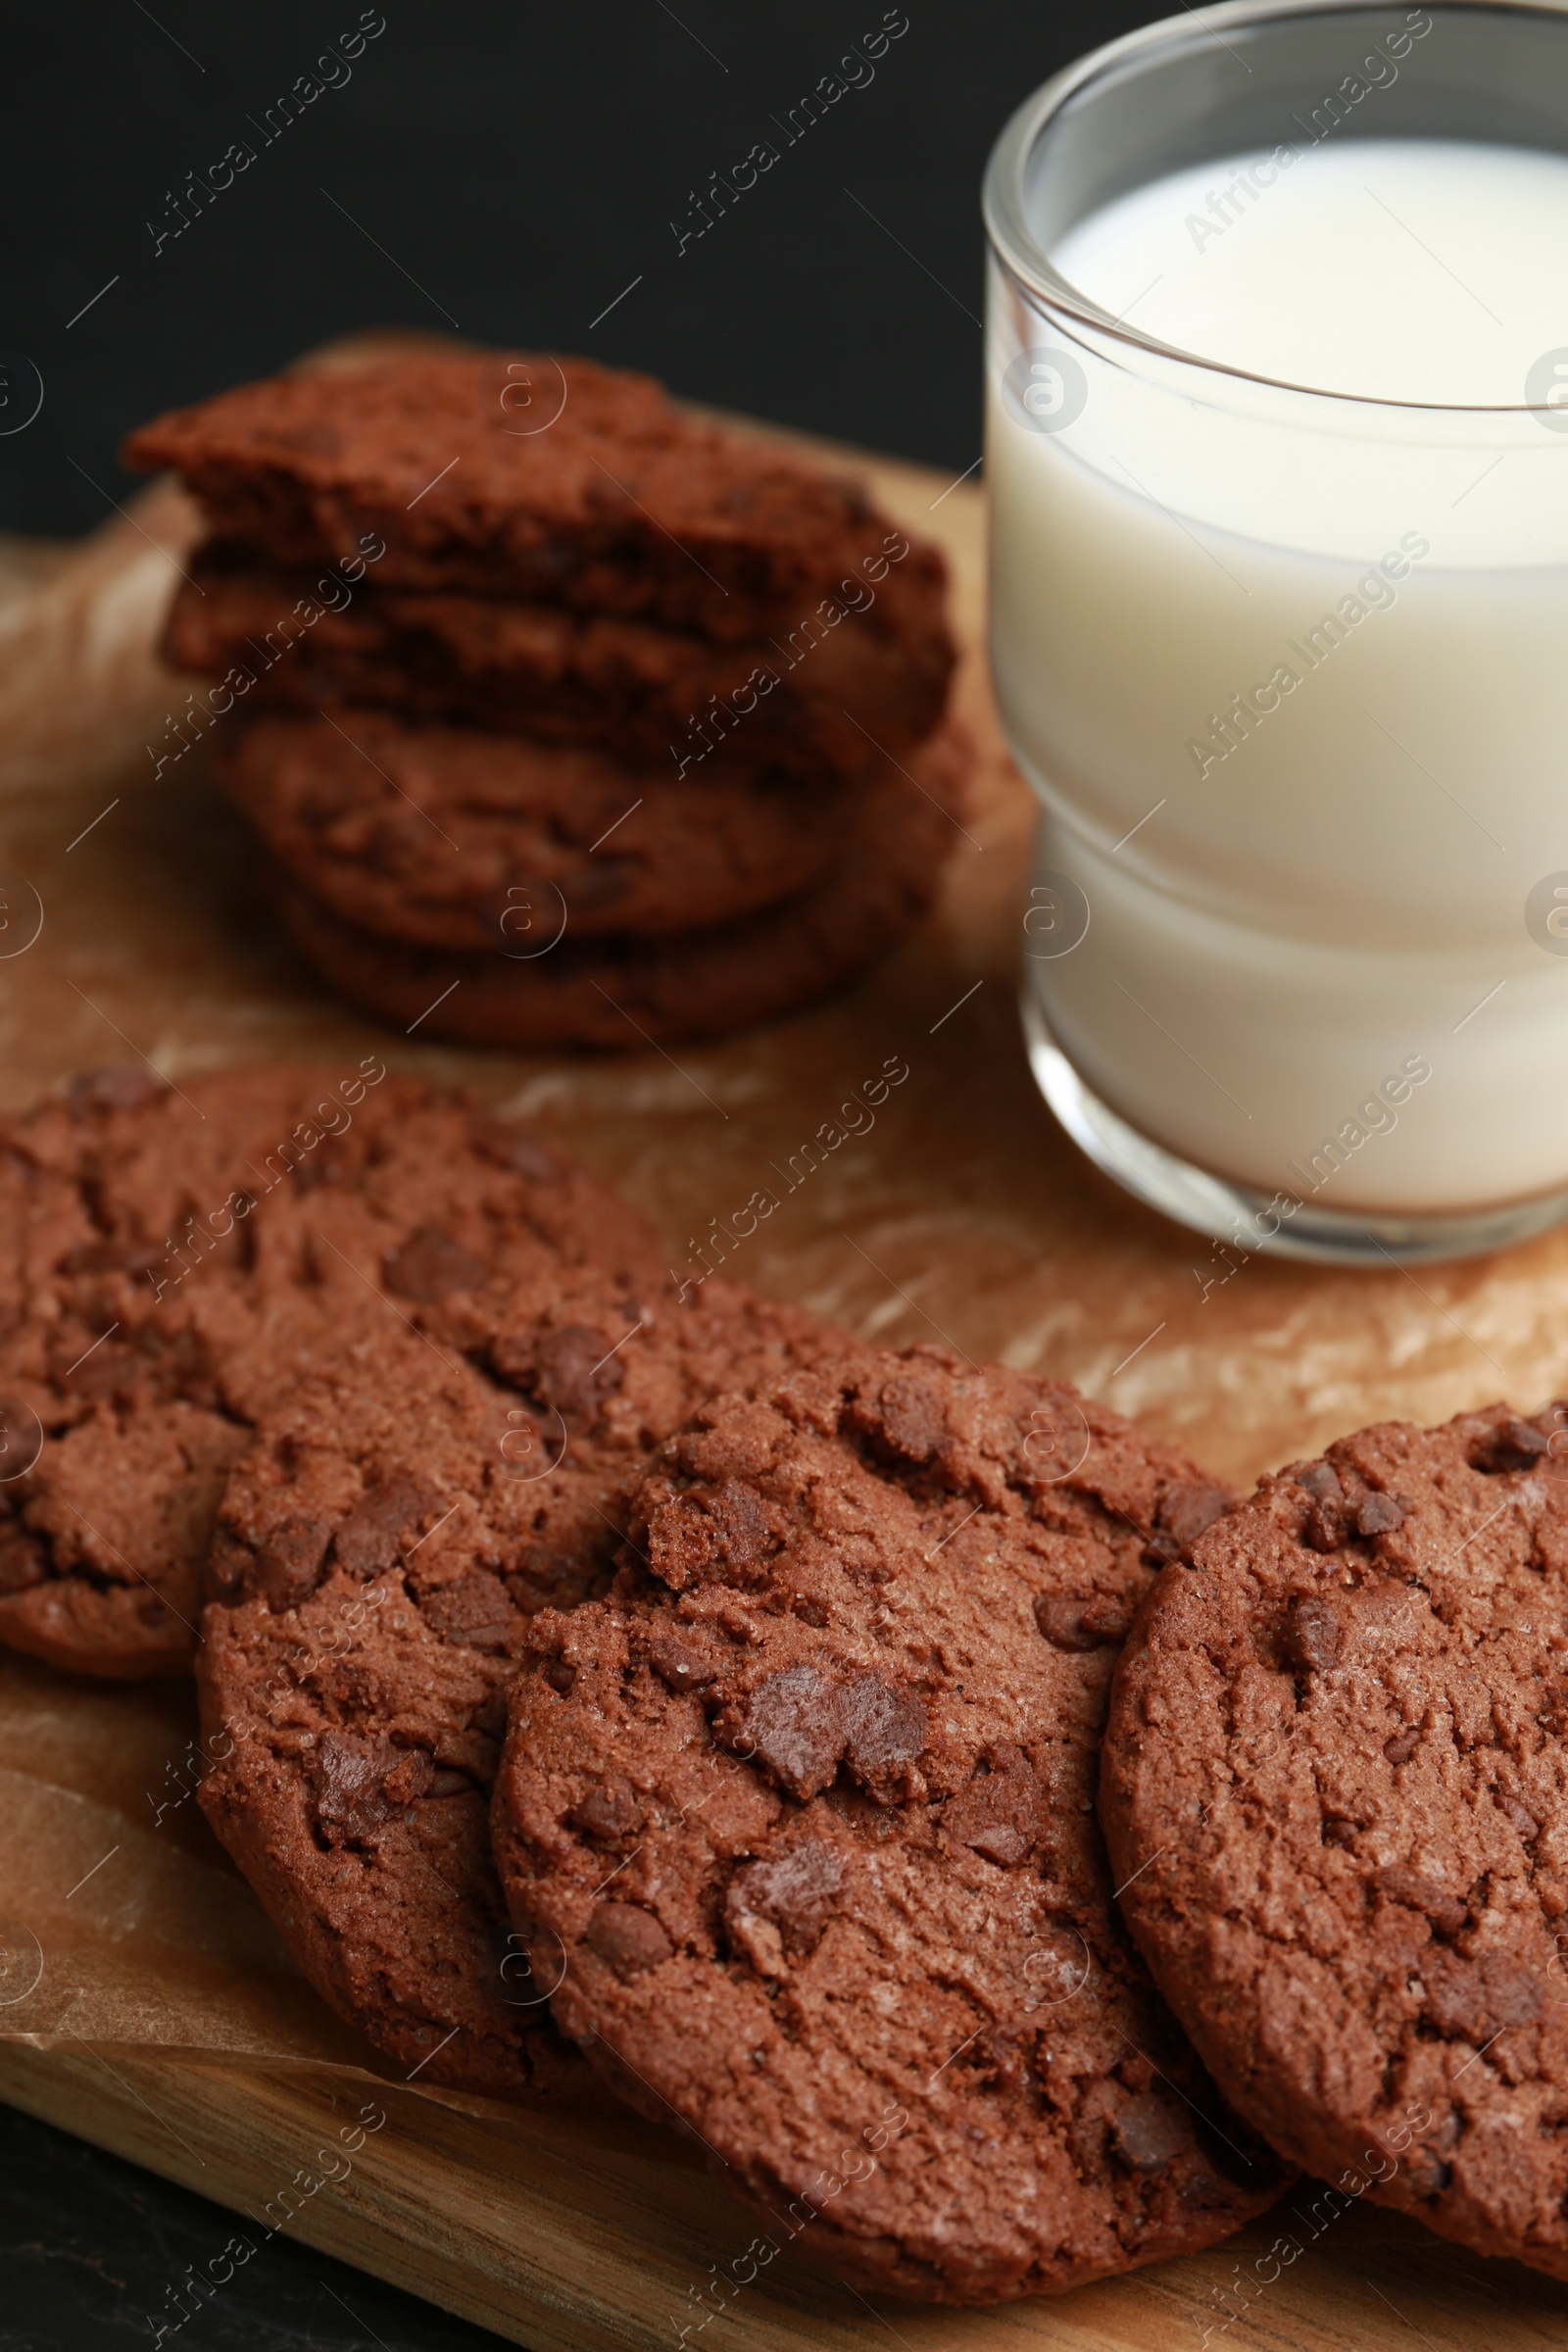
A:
418 1570 517 1650
314 1745 382 1831
1374 1867 1468 1939
543 1656 577 1696
841 1672 927 1785
732 1664 848 1799
725 1839 847 1965
646 1634 718 1693
1424 1950 1542 2042
253 1514 332 1608
471 1690 509 1740
530 1323 624 1430
311 1733 431 1845
1034 1593 1129 1652
585 1902 672 1977
1470 1417 1550 1473
1297 1462 1346 1504
727 1663 925 1799
874 1375 949 1465
1109 2091 1186 2173
513 1547 581 1608
1284 1594 1342 1674
1157 1482 1232 1550
333 1471 436 1577
382 1225 490 1301
649 1476 776 1587
688 1478 770 1568
569 1780 645 1847
1356 1492 1405 1538
1384 1725 1422 1766
1301 1498 1347 1553
943 1744 1042 1867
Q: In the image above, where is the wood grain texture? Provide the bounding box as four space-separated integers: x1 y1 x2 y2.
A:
2 378 1566 2344
1 2043 1558 2351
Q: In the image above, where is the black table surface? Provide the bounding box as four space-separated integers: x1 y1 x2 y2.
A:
2 0 1148 540
0 2100 501 2352
1 2 1146 2342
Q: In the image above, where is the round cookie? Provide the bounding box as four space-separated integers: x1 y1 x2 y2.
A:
1100 1401 1568 2281
0 1065 657 1678
491 1347 1284 2300
212 708 866 947
123 348 953 647
196 1274 844 2100
271 721 970 1050
163 553 955 778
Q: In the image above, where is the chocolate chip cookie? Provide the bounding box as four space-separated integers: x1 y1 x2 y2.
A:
270 720 971 1050
1101 1401 1568 2280
162 552 954 777
122 351 950 649
211 710 868 947
491 1347 1283 2299
0 1066 656 1678
196 1276 844 2099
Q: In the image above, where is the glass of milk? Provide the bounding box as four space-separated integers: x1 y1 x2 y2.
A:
985 0 1568 1264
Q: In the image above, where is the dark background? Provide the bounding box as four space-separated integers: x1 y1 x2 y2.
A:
2 3 1147 2345
1 0 1152 541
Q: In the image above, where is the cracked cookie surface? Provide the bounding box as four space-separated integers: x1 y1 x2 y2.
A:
1101 1401 1568 2279
491 1346 1282 2300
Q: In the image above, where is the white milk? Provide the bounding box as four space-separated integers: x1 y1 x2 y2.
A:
989 137 1568 1213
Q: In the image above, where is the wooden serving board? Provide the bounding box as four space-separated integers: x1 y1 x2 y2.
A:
1 2040 1561 2351
2 378 1567 2347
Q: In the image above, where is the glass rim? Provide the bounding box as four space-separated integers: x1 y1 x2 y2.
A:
982 0 1568 416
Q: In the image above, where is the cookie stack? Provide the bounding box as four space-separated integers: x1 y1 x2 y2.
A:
124 353 964 1049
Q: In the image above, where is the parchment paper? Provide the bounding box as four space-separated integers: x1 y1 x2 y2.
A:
4 390 1568 2103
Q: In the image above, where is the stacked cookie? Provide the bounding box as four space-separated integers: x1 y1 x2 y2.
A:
124 353 964 1049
